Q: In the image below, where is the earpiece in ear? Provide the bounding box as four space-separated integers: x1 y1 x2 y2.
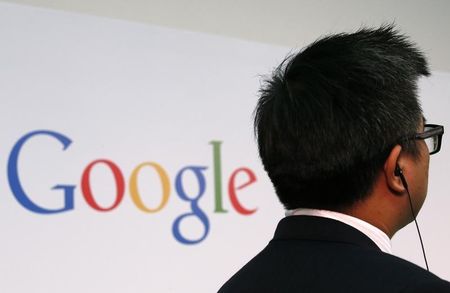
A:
395 164 409 190
395 165 402 177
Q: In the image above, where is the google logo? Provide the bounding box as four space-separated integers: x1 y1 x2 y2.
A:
7 130 258 245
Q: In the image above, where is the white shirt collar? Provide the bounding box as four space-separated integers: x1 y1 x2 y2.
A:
286 208 392 254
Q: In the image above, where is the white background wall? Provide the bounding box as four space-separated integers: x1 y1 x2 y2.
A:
0 1 449 292
1 0 450 71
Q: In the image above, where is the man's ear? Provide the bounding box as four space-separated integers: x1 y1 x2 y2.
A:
384 145 405 194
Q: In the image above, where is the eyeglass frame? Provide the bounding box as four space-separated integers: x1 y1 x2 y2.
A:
404 124 444 155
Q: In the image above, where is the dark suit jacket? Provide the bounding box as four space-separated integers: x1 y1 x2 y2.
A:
219 215 450 292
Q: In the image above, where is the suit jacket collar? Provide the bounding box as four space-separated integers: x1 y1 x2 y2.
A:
273 215 381 251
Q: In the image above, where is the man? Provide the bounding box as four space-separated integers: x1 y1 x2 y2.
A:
219 26 450 292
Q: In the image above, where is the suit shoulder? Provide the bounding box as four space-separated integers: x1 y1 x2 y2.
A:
218 241 450 292
400 277 450 292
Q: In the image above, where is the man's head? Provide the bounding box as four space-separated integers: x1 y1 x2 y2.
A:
254 25 430 212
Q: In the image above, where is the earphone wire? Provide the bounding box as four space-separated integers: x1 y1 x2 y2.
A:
400 173 430 271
